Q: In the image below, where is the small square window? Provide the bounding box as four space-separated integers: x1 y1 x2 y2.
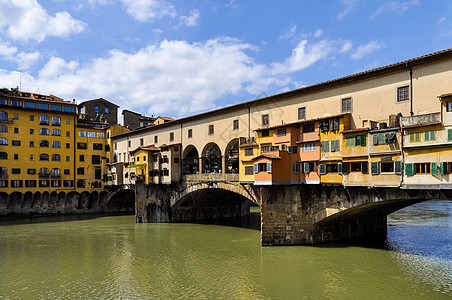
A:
30 129 34 135
397 86 409 102
262 114 269 126
66 156 70 162
14 154 18 160
79 155 84 162
14 128 18 134
30 115 34 121
29 154 34 161
341 97 352 112
64 169 70 175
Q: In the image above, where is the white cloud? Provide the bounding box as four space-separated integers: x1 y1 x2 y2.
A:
0 0 86 42
351 40 384 59
337 0 358 20
180 9 200 27
370 0 419 20
39 57 79 79
0 41 17 57
313 29 323 38
340 41 353 53
15 51 40 70
121 0 176 22
280 24 297 40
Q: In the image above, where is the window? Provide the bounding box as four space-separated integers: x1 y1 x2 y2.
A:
105 107 109 114
51 168 61 178
114 142 117 150
208 125 214 135
321 141 329 152
40 140 49 147
0 167 7 178
52 129 61 136
0 138 8 145
233 119 239 130
255 162 271 173
12 168 20 174
302 123 315 133
88 131 96 138
66 156 70 162
30 115 34 121
128 140 131 147
170 132 174 141
414 163 431 174
39 180 49 187
0 152 6 159
140 138 144 146
30 128 34 135
97 132 104 138
261 129 270 137
77 167 84 175
292 163 299 173
77 142 87 149
51 180 61 187
29 154 33 160
78 131 86 137
10 100 22 107
330 118 340 131
51 105 62 111
95 106 99 114
38 103 48 110
346 135 366 147
319 120 329 132
13 114 18 120
30 141 35 147
51 154 61 161
95 168 102 180
93 143 103 150
64 180 74 187
397 85 409 102
410 132 420 143
154 135 158 143
262 114 269 126
13 127 18 134
288 146 298 153
64 169 70 175
381 162 394 173
66 131 70 137
343 161 368 173
373 132 397 145
40 128 49 135
77 180 85 188
276 129 286 137
40 115 49 125
245 148 253 156
330 140 340 152
92 155 101 164
79 155 84 162
66 118 70 124
424 130 436 141
0 125 7 132
447 102 452 112
245 166 254 175
11 180 23 188
25 180 36 188
52 116 61 126
64 106 75 113
0 99 7 105
302 162 317 173
27 169 36 175
298 107 306 120
301 142 316 152
0 111 8 121
14 154 18 160
12 140 20 146
341 97 352 112
40 154 49 161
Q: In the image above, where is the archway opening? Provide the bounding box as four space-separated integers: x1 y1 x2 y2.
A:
107 189 135 212
224 138 239 174
201 142 222 174
182 145 199 174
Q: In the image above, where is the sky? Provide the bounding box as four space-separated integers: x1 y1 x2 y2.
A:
0 0 452 121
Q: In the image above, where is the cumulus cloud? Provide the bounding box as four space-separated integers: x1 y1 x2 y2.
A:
180 9 200 27
351 40 384 59
0 38 39 70
121 0 176 22
370 0 419 20
340 41 353 53
0 0 86 42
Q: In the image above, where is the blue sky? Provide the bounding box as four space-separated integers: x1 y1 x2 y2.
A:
0 0 451 120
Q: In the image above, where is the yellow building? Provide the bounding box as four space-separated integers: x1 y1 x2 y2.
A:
0 90 78 193
239 137 259 183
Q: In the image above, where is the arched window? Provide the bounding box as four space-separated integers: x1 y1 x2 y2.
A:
40 140 49 148
52 116 61 126
77 180 85 188
0 152 7 159
0 125 7 132
0 138 7 145
51 141 61 148
40 153 49 161
40 128 49 135
39 167 49 177
0 111 7 121
51 154 61 161
52 129 61 136
40 115 49 125
51 168 61 178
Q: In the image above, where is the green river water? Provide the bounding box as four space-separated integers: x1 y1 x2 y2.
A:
0 200 451 299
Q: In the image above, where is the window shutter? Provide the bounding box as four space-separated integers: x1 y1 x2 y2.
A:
319 164 326 175
395 161 402 175
254 163 258 174
405 163 414 176
362 161 368 174
304 162 310 173
313 162 317 173
448 129 452 142
346 137 355 147
431 162 437 175
440 162 448 175
360 134 366 146
371 162 379 175
337 163 342 174
373 134 379 145
267 162 271 173
342 162 350 174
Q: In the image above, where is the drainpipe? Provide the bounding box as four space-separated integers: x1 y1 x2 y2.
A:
406 62 413 116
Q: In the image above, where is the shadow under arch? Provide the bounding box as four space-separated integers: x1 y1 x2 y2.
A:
182 144 199 175
107 189 135 212
201 142 222 174
224 138 239 174
171 187 258 229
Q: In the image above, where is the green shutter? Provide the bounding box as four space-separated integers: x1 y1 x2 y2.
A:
360 134 366 146
337 163 342 174
448 129 452 142
346 137 355 147
405 163 414 176
395 161 402 175
371 162 380 175
319 164 326 175
431 162 437 175
440 162 448 175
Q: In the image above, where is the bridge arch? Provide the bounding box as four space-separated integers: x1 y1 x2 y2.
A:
107 189 135 212
201 142 222 174
224 138 239 174
182 144 199 174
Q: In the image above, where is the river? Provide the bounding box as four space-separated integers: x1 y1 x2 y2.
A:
0 200 451 299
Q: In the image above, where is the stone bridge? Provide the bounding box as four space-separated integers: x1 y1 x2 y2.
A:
134 176 448 246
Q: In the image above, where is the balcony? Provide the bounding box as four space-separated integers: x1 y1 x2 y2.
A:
240 137 256 146
400 112 441 128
